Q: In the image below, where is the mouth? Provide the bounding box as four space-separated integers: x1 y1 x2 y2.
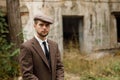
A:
42 31 48 34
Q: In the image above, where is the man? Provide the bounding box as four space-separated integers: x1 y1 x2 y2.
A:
19 13 64 80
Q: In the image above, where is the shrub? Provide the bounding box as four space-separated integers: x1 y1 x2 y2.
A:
0 10 20 80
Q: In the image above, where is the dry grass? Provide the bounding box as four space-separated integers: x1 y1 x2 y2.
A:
63 41 120 80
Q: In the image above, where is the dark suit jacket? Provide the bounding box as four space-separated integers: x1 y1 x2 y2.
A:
19 37 64 80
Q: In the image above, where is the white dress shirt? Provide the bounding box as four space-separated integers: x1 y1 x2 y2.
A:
34 35 49 55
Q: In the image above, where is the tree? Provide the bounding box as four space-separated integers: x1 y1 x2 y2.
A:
6 0 23 48
0 10 20 80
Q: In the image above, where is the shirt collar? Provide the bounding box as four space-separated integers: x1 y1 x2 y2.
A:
34 35 48 45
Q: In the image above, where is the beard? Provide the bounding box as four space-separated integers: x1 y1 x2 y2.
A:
37 31 48 37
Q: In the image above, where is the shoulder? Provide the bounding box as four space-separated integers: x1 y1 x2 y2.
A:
47 39 58 46
21 38 35 48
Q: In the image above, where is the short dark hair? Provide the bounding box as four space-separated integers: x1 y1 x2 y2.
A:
34 19 40 24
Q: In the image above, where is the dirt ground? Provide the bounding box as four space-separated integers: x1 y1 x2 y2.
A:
65 72 80 80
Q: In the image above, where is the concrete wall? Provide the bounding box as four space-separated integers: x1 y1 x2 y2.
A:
0 0 6 13
1 0 120 54
20 0 63 54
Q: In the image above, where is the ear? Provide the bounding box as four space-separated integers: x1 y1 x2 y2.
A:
34 24 36 28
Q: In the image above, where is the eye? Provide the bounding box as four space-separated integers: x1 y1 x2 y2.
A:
39 23 44 27
45 24 50 27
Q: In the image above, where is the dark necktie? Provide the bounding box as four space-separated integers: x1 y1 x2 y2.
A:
42 41 50 61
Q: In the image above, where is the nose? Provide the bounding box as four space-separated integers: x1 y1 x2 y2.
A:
43 25 47 29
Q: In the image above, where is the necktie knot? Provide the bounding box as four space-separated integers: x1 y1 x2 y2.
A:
42 41 46 46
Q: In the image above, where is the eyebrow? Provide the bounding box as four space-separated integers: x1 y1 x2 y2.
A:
39 23 49 25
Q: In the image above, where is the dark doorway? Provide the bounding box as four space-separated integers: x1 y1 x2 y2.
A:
116 16 120 42
62 16 83 50
112 12 120 42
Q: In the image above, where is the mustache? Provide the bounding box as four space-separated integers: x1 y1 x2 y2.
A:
37 32 49 37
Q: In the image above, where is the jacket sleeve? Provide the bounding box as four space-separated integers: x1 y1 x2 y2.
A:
56 44 64 80
19 44 38 80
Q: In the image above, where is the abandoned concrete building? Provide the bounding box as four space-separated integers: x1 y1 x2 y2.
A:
1 0 120 54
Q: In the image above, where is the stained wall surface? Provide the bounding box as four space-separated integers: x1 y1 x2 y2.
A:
1 0 120 54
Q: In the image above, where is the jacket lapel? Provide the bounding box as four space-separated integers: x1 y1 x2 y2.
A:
31 37 50 69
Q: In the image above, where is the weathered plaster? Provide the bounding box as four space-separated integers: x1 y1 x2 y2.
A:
1 0 120 54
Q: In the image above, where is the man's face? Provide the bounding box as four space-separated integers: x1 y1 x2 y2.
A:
34 20 50 38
